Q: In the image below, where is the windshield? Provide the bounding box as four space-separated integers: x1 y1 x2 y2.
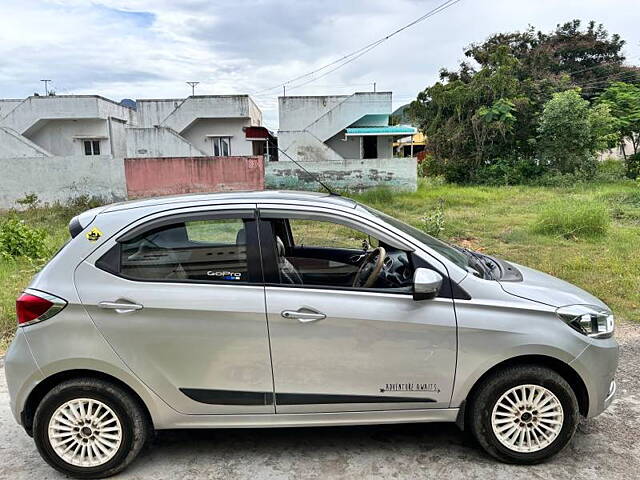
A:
362 206 469 270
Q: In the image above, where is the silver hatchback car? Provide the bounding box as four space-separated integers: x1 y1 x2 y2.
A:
5 191 618 478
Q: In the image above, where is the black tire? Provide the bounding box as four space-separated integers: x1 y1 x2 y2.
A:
33 377 150 479
468 365 579 464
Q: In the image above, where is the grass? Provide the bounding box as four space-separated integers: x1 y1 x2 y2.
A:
532 199 610 238
1 180 639 350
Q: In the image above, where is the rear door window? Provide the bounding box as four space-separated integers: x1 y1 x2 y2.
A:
115 216 257 283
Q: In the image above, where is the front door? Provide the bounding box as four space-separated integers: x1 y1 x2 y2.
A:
259 210 457 414
75 207 275 414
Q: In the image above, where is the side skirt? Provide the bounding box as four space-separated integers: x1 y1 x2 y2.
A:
156 408 460 430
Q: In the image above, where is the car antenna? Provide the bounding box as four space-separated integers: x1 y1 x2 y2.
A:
267 139 340 196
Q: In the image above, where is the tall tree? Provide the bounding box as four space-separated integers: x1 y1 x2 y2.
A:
537 89 617 173
598 82 640 157
408 19 638 182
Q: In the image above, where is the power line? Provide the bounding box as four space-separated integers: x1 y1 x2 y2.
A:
252 0 463 95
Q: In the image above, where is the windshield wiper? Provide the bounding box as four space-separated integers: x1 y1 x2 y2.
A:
454 247 498 280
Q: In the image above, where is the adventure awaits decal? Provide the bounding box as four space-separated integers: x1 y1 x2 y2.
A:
380 383 441 394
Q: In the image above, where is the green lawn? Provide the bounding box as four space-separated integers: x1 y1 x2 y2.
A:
1 180 639 350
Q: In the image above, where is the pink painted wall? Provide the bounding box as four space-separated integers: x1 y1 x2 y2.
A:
124 156 264 198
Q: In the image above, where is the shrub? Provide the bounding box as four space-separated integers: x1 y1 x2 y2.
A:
422 199 445 237
16 193 40 209
533 200 610 238
626 152 640 179
475 157 545 185
0 218 48 259
594 158 626 182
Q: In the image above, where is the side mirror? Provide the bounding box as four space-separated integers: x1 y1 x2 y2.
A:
413 268 443 301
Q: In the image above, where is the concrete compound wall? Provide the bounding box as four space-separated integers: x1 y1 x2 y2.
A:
0 156 127 208
0 155 415 209
265 158 417 191
124 156 265 198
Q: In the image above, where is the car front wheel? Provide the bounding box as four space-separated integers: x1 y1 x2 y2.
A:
469 365 579 464
33 377 149 478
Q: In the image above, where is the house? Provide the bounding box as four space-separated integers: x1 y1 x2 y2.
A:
127 95 264 158
0 95 134 158
277 92 416 162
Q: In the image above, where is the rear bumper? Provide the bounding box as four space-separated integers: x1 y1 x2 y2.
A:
570 336 619 418
4 329 43 426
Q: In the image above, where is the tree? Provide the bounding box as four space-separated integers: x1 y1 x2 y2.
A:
598 82 640 158
408 19 638 182
464 20 639 99
537 89 617 173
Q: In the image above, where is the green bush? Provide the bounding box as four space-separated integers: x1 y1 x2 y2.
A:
475 157 545 185
626 152 640 179
0 218 48 259
533 200 610 238
422 199 445 237
594 158 626 182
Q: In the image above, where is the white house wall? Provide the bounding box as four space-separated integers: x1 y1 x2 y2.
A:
26 118 110 156
181 117 253 156
277 92 393 162
125 127 207 158
0 127 52 157
377 135 393 158
0 100 22 118
136 99 183 127
160 96 261 133
0 96 133 134
325 131 361 158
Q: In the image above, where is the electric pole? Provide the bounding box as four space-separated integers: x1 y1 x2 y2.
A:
40 79 51 95
186 81 200 96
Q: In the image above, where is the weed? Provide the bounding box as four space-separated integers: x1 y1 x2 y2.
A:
533 200 610 238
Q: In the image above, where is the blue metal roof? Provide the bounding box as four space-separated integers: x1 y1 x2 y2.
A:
345 125 417 136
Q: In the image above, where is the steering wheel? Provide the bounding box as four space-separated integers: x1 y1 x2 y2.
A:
352 246 386 288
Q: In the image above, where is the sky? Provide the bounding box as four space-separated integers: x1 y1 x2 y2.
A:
1 0 639 129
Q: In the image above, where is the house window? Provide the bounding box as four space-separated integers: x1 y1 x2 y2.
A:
212 137 231 156
83 140 101 156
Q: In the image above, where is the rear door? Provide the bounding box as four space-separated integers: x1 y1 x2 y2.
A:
75 206 275 414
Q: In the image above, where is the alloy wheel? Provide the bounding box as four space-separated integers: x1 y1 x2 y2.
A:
491 384 564 453
47 398 123 467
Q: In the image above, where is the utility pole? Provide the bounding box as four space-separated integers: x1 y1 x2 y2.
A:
283 85 286 97
186 81 199 96
40 79 51 95
373 82 376 92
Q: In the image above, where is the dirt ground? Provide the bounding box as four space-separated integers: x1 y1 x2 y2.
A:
0 321 638 480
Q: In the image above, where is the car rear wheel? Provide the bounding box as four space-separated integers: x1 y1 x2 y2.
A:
33 378 149 478
469 365 579 464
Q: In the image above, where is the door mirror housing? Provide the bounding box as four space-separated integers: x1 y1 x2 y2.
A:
413 268 443 301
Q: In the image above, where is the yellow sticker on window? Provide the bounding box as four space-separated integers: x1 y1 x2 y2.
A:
86 227 103 242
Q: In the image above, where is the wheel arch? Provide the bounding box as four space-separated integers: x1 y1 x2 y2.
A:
21 369 154 436
457 354 589 430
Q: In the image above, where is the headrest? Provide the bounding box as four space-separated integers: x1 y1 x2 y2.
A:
275 235 285 256
236 228 246 245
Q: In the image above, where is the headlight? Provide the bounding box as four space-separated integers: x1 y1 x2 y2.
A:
556 304 614 339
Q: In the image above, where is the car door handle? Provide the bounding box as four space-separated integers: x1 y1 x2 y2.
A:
281 309 326 323
98 301 144 313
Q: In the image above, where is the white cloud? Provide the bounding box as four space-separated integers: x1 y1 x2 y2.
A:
1 0 638 128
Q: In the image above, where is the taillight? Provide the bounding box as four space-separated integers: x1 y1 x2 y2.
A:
16 289 67 326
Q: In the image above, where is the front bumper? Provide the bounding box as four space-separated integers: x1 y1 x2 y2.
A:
570 336 619 418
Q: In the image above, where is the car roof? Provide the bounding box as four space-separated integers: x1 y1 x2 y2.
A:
102 190 358 213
